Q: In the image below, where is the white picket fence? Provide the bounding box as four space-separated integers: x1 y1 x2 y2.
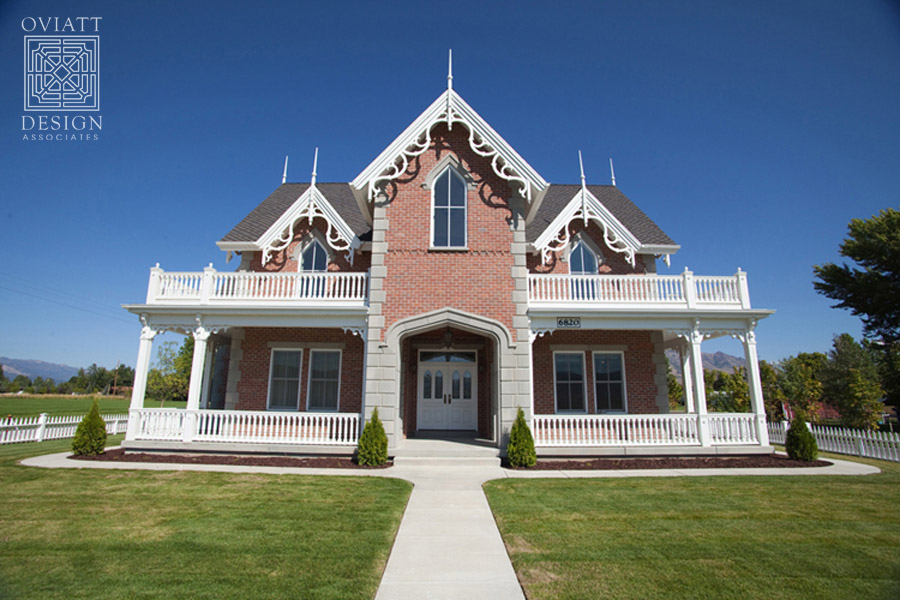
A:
0 413 128 445
767 421 900 462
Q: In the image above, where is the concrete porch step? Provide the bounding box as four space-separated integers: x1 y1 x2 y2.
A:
392 456 502 468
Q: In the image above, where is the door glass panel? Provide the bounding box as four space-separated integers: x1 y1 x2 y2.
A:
423 370 432 399
434 370 443 398
452 371 460 399
463 371 472 399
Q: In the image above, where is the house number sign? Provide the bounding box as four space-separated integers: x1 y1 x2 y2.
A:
556 317 581 329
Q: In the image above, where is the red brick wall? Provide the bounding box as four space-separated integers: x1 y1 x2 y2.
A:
527 221 649 274
236 327 364 412
379 123 517 341
400 327 493 439
532 330 661 415
247 218 370 273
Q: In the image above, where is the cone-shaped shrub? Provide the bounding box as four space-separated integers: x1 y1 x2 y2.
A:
506 407 536 467
357 407 388 466
72 399 107 456
785 417 818 461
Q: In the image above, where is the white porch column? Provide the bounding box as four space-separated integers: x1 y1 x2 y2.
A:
742 327 770 446
678 342 695 413
126 325 157 440
183 326 211 442
688 326 711 446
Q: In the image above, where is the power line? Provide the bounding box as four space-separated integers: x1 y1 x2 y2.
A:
0 270 134 321
0 285 136 325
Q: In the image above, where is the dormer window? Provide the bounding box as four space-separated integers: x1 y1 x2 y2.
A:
300 239 328 272
569 241 598 275
432 167 467 248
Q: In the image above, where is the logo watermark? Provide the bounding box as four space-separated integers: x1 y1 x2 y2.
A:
20 17 102 142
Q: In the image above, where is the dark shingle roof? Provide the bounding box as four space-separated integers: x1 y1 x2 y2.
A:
526 184 676 247
220 183 370 243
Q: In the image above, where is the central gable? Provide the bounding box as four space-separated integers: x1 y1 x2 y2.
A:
351 89 548 210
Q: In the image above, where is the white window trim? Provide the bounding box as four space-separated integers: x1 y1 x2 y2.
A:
306 348 342 412
566 235 603 274
293 231 331 272
266 348 303 411
430 165 468 249
552 350 587 414
592 350 628 413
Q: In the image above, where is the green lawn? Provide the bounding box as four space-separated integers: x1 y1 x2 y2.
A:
484 454 900 600
0 437 412 599
0 395 187 416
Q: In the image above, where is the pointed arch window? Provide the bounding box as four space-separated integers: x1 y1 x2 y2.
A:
570 241 598 275
300 239 328 272
432 167 467 248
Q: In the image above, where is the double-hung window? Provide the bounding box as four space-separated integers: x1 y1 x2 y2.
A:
432 167 467 248
268 349 302 410
554 352 586 412
593 352 626 412
299 239 328 297
307 350 341 411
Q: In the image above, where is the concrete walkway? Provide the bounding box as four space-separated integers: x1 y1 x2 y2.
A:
21 448 880 600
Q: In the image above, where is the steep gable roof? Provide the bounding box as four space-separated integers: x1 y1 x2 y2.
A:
219 182 370 246
527 184 677 248
351 89 549 206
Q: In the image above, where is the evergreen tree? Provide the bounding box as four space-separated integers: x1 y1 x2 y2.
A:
72 399 107 456
822 334 883 429
356 407 388 466
506 408 537 467
785 417 818 462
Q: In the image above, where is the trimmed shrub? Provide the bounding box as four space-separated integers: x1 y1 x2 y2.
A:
72 399 107 456
506 408 537 468
785 417 818 461
357 407 388 466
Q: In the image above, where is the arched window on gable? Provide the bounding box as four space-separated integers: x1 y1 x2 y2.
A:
432 167 467 248
569 241 598 275
300 239 328 272
569 240 599 300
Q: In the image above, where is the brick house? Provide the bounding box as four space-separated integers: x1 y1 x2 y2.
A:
123 72 774 456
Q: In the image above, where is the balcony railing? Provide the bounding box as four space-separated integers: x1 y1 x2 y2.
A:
532 413 762 447
144 266 368 307
528 270 752 310
129 409 360 445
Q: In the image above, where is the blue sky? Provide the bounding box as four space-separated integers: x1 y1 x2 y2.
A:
1 0 898 370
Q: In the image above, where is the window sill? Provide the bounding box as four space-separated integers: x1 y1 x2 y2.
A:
428 246 469 252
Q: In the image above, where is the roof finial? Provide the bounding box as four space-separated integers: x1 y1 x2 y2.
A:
579 151 588 226
446 49 453 131
311 147 318 187
609 157 617 187
448 48 453 92
281 155 289 184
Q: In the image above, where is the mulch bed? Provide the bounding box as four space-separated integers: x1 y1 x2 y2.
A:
70 449 828 470
513 454 829 470
69 447 391 469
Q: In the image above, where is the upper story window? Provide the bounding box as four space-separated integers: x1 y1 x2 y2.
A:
432 167 467 248
300 239 328 272
569 241 598 275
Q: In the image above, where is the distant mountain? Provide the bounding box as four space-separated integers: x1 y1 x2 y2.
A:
0 357 80 383
664 349 746 381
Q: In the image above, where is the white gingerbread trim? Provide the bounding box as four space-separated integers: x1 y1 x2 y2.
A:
532 187 643 267
351 89 548 203
256 184 360 266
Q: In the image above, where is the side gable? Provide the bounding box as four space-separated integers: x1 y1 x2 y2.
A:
217 183 370 263
528 185 679 266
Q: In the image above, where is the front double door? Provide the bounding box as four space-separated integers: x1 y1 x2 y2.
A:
416 351 477 431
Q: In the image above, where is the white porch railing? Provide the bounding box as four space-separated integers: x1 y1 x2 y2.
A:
146 267 368 306
130 409 360 446
527 270 751 309
767 421 900 463
0 413 129 444
532 413 762 447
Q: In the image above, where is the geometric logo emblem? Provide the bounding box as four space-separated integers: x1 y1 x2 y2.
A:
24 36 99 111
